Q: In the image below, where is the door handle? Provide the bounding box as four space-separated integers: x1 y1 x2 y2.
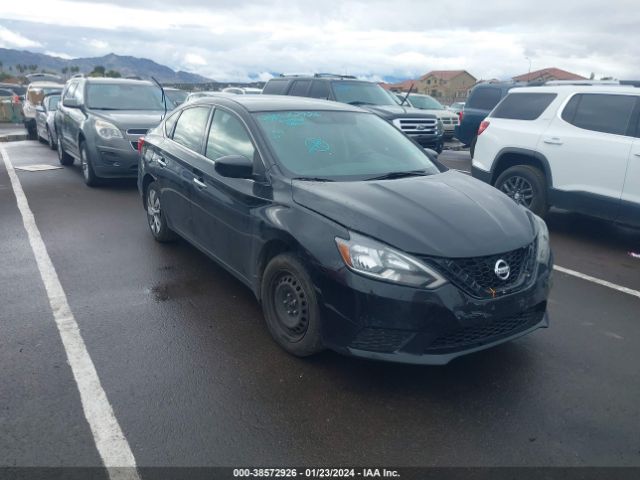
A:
543 138 563 145
156 156 167 167
193 177 207 189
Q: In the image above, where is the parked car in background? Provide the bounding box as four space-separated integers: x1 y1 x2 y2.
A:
55 77 166 186
472 85 640 227
164 87 188 107
35 93 60 149
138 95 552 364
399 93 460 139
455 82 516 154
448 101 465 115
222 87 263 95
0 86 23 123
263 74 445 152
23 81 63 139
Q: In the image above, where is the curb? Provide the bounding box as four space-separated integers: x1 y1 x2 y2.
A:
0 133 29 143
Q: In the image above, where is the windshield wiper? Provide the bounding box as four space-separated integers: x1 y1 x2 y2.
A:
366 170 430 181
90 107 121 110
292 177 335 182
347 101 376 106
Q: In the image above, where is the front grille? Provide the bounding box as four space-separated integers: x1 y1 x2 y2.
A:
350 328 414 353
425 243 537 299
126 128 149 136
441 117 459 126
392 118 437 135
425 306 545 353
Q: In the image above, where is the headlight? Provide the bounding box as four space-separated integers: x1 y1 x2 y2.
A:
436 119 444 134
95 120 123 140
335 232 447 289
534 215 551 263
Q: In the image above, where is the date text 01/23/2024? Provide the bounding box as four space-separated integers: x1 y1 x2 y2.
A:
233 468 401 478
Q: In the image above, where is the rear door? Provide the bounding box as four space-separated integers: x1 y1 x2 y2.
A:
156 105 212 240
190 107 262 281
537 93 637 220
59 81 78 149
621 100 640 226
457 86 503 145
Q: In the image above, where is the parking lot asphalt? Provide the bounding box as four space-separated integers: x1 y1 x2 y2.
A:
1 141 639 469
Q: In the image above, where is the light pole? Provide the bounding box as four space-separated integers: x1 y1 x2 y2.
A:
525 57 532 78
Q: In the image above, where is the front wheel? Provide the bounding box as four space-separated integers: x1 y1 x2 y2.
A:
80 142 100 187
495 165 549 217
261 254 324 357
47 127 56 150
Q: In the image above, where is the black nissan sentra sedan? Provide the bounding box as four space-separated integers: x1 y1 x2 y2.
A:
137 95 552 365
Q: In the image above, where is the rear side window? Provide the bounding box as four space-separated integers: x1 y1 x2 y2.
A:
289 80 311 97
561 94 636 136
171 106 210 152
262 79 289 95
309 81 330 99
491 93 557 120
206 109 255 161
466 87 502 110
164 110 181 137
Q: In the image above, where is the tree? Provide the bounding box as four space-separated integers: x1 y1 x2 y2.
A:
0 61 3 71
28 64 38 72
589 72 595 80
70 66 80 75
90 65 106 76
105 69 121 78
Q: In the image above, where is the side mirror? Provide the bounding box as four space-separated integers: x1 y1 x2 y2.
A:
63 97 80 108
35 105 45 113
214 155 253 179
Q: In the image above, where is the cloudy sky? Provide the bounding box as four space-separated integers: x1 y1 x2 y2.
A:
0 0 638 82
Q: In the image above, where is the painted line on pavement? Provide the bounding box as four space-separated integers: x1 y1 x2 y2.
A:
1 145 140 480
554 265 640 299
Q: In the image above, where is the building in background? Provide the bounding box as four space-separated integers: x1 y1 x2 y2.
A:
382 70 477 105
512 67 586 83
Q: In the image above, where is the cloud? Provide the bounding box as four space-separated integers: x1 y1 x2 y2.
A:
0 25 42 48
0 1 639 82
45 50 73 59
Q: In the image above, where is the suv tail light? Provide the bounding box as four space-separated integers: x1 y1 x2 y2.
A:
478 120 490 136
11 95 20 105
458 111 464 122
137 137 145 153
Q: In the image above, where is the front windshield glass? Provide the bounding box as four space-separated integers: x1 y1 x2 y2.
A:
409 95 444 110
254 110 440 181
86 83 165 110
332 82 397 106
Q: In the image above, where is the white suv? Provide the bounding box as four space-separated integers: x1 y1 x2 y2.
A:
472 85 639 227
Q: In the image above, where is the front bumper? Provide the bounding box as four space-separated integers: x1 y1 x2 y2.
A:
471 165 492 184
88 141 140 178
314 258 552 365
409 133 444 149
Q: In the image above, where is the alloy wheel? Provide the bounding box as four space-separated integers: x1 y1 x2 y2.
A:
147 189 162 235
500 175 534 208
81 149 89 182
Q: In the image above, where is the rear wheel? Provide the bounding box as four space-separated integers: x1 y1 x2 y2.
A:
495 165 549 217
145 181 177 242
261 253 324 357
57 134 74 166
47 127 56 150
80 142 100 187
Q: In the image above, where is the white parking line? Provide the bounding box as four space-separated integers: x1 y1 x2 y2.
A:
1 146 140 480
554 265 640 299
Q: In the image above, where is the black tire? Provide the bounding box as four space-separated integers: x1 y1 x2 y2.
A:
261 253 324 357
27 124 37 140
47 127 56 150
145 181 177 242
57 133 74 166
80 141 100 187
435 142 443 154
469 135 478 158
495 165 549 217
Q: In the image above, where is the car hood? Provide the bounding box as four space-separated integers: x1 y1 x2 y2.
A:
90 110 165 130
291 171 535 257
360 104 437 120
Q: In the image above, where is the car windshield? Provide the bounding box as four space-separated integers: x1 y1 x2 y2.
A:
332 82 397 106
86 83 165 110
409 95 444 110
254 110 440 181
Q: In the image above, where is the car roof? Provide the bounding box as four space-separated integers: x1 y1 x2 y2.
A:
83 77 155 86
189 94 364 113
509 85 640 95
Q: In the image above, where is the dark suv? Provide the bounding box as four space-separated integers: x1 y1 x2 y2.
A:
455 82 518 154
54 77 167 186
263 74 445 152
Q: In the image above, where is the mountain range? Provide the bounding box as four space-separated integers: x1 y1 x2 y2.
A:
0 48 212 84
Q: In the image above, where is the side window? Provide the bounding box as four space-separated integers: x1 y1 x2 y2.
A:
561 94 636 136
172 106 210 152
164 110 181 137
491 93 557 120
466 87 502 110
73 82 84 104
308 81 330 99
63 82 78 102
206 109 255 161
289 80 311 97
262 79 289 95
